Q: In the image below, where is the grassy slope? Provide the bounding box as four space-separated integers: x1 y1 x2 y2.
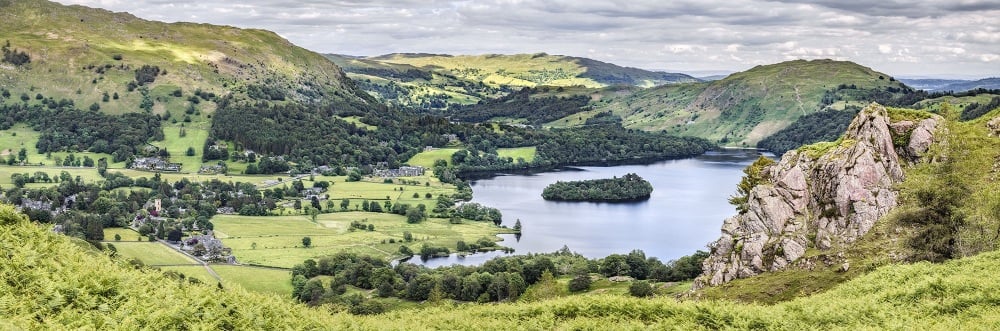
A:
4 205 1000 329
577 59 905 146
0 0 370 173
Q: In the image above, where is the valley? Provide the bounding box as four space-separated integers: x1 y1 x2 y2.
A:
1 0 999 329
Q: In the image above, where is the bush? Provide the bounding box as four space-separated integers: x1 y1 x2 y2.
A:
568 274 591 292
629 280 654 297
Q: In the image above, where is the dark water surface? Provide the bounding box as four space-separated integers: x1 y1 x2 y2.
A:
411 149 768 268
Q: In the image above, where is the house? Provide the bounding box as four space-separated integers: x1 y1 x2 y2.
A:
131 157 181 172
373 166 425 178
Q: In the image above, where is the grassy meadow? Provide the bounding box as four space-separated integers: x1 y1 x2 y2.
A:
110 242 198 266
407 146 537 168
212 212 512 268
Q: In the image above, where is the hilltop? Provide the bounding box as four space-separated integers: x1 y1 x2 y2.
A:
556 59 914 147
325 53 697 110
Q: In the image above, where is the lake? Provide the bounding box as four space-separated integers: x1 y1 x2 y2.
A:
409 149 769 268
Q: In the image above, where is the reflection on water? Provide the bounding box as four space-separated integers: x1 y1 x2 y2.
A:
408 149 771 268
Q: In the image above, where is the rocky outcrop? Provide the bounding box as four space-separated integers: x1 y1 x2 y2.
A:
988 116 1000 137
695 103 941 288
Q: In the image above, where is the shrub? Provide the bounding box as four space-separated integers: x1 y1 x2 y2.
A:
629 280 654 297
568 274 591 292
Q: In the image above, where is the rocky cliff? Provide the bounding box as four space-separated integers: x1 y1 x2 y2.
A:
695 103 941 288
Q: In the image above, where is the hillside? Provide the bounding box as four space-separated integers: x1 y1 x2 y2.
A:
326 53 697 111
560 59 914 147
0 0 372 114
4 203 1000 329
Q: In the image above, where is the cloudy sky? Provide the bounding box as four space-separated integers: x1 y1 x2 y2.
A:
58 0 999 78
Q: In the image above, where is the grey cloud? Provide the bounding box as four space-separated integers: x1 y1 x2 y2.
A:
55 0 1000 78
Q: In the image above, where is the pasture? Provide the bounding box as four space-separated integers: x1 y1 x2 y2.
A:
110 242 198 266
212 212 511 268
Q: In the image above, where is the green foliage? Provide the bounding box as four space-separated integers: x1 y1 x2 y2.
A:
628 280 654 297
448 87 591 125
757 109 857 155
134 65 160 85
728 156 776 213
0 103 161 162
6 202 1000 328
541 173 653 202
959 96 1000 121
568 273 592 292
1 40 30 66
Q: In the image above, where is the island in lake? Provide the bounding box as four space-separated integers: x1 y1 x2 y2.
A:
541 173 653 202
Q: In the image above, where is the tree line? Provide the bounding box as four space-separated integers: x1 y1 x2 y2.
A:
289 247 709 314
0 101 162 163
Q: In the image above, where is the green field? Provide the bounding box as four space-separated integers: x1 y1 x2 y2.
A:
212 265 293 296
0 166 105 188
337 116 378 131
110 242 198 266
212 212 512 268
407 148 461 168
497 147 536 163
103 227 143 242
408 147 537 168
151 124 210 173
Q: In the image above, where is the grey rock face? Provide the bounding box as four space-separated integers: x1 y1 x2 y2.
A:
695 103 941 289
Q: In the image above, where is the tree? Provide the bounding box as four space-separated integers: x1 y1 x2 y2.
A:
340 198 350 211
308 207 320 223
167 228 183 242
17 148 26 163
568 273 591 292
599 254 630 277
301 236 312 248
403 231 413 242
398 245 413 256
185 147 196 156
406 207 425 224
513 219 522 233
114 233 121 241
629 280 654 297
729 156 775 213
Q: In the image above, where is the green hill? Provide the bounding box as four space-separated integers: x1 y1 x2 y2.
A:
325 53 697 111
4 202 1000 329
0 0 384 170
0 0 369 116
565 59 914 147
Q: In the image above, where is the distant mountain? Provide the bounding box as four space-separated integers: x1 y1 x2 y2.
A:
324 53 698 110
697 75 730 81
898 78 970 91
936 77 1000 92
558 59 916 146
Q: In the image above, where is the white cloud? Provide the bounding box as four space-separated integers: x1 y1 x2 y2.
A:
50 0 1000 77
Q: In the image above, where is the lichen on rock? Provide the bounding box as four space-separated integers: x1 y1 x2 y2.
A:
695 103 942 289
